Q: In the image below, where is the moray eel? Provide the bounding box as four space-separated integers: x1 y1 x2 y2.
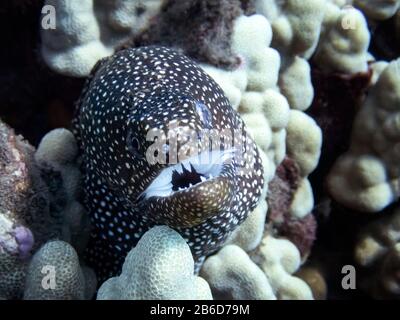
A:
73 46 264 282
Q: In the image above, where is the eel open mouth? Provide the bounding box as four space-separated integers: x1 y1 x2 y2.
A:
141 149 235 199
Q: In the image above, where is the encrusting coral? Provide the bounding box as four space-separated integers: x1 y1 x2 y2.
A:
97 226 212 300
327 58 400 212
0 119 50 299
40 0 163 77
23 240 96 300
129 0 244 69
267 157 317 258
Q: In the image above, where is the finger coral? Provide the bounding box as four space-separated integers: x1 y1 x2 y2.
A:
201 14 289 182
249 234 314 300
327 59 400 212
97 226 212 300
40 0 163 77
200 244 276 300
313 4 371 74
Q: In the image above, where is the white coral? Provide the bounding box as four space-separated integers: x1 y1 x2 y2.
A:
327 59 400 212
200 245 276 300
314 4 371 74
97 226 212 300
40 0 162 77
249 235 314 300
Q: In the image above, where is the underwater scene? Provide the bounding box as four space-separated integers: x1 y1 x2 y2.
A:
1 0 400 302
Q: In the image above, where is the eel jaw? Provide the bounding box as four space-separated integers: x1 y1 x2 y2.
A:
137 149 236 228
140 149 235 199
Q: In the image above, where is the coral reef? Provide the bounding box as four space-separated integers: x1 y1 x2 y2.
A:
97 226 212 300
327 59 400 212
24 240 96 300
40 0 163 77
0 124 90 299
3 0 400 301
0 120 50 299
201 233 313 300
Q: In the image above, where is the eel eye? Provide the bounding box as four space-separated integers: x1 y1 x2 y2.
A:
131 138 140 151
127 129 143 158
195 101 212 128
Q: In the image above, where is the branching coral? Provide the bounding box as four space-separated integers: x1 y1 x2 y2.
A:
285 111 322 219
249 234 314 299
24 240 96 300
313 3 371 74
201 14 289 184
97 226 212 300
201 233 313 300
200 245 276 300
255 0 326 58
327 59 400 212
40 0 163 77
201 14 321 260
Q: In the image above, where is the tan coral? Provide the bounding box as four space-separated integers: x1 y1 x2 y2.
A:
23 240 95 300
40 0 163 77
249 234 314 300
97 226 212 300
314 4 371 74
200 245 276 300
